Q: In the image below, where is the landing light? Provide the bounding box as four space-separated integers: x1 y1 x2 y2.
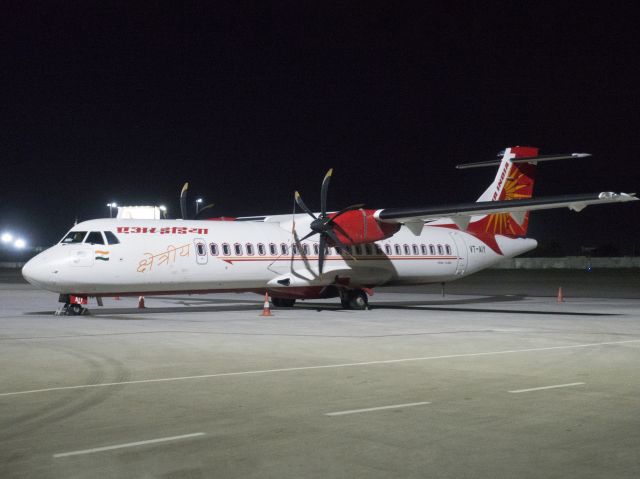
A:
14 238 26 249
1 232 13 243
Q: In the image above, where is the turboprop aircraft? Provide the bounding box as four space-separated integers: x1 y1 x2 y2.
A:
22 146 637 315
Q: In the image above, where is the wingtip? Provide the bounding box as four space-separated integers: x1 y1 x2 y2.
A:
325 168 333 179
181 182 189 194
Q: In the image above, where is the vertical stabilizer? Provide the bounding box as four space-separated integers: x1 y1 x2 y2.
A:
469 146 538 237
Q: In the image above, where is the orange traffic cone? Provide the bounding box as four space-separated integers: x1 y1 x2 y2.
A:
260 293 272 316
557 287 564 303
138 296 145 308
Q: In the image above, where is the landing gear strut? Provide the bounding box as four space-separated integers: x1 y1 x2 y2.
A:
340 289 369 310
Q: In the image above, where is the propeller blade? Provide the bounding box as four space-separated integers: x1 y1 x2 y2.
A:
294 191 317 219
318 234 326 275
180 182 189 220
325 228 349 253
328 203 366 222
320 168 333 216
299 230 318 242
194 203 215 219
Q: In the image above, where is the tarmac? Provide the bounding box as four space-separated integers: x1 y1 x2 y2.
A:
1 268 639 478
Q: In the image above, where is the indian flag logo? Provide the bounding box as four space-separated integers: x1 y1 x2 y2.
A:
95 250 110 261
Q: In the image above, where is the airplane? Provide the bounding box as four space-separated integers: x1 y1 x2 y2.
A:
22 146 638 315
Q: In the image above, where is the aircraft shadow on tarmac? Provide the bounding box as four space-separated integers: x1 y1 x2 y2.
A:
24 294 618 317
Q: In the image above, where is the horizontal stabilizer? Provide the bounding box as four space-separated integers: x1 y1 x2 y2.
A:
456 153 590 169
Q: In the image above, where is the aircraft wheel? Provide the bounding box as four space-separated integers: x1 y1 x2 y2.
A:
348 290 368 310
272 298 296 308
68 304 84 316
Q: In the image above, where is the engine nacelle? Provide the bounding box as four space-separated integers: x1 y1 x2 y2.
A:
329 209 400 245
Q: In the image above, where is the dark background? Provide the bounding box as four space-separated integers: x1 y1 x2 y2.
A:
1 2 639 254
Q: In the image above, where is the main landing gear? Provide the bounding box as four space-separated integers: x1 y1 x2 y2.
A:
340 289 369 310
272 297 296 308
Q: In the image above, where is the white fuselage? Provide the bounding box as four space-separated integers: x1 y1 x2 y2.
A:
22 218 537 298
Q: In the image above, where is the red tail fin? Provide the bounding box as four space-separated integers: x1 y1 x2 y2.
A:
468 146 538 237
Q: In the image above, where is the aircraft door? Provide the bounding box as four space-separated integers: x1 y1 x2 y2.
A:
194 238 208 265
449 232 468 276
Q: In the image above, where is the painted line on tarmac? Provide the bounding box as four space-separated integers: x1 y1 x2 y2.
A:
53 432 206 458
509 382 585 394
326 401 431 416
1 339 639 397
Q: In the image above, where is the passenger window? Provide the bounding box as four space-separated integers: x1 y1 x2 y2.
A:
246 243 254 255
313 243 319 255
437 244 444 255
412 244 419 255
281 243 289 255
209 243 219 256
258 243 266 255
61 231 87 244
367 244 376 255
404 244 410 255
445 244 452 255
292 244 298 255
104 231 120 245
196 243 206 256
302 243 309 255
355 245 363 255
374 244 383 255
269 243 277 255
234 243 243 255
222 243 231 256
421 244 428 255
429 244 436 255
385 244 392 255
85 231 105 245
394 244 401 255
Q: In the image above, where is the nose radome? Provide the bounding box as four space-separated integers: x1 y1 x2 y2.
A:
22 253 50 288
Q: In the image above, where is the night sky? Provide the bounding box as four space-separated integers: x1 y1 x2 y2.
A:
1 2 639 253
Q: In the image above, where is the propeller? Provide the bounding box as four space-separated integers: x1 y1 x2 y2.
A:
180 182 189 220
295 169 364 275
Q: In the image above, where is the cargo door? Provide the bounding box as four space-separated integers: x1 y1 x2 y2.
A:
449 232 468 276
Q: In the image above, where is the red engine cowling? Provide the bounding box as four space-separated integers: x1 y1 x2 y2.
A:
329 209 400 245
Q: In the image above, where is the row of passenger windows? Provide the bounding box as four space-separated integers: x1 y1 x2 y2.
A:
60 231 120 245
203 242 453 257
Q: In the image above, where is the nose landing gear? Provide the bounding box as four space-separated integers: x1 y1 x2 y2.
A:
56 294 88 316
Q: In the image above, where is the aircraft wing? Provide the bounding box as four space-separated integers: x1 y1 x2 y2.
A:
374 192 638 229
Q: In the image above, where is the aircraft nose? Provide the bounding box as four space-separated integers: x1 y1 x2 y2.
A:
22 253 54 289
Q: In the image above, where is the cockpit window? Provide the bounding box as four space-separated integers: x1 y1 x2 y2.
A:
104 231 120 245
85 231 105 245
61 231 87 244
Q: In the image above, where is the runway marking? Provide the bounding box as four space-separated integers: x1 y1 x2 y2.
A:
509 382 586 394
326 401 430 416
53 432 206 458
1 339 639 397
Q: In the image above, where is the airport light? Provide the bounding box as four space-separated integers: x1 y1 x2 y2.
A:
159 205 167 219
14 238 26 249
106 202 118 218
1 232 13 244
195 198 203 215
